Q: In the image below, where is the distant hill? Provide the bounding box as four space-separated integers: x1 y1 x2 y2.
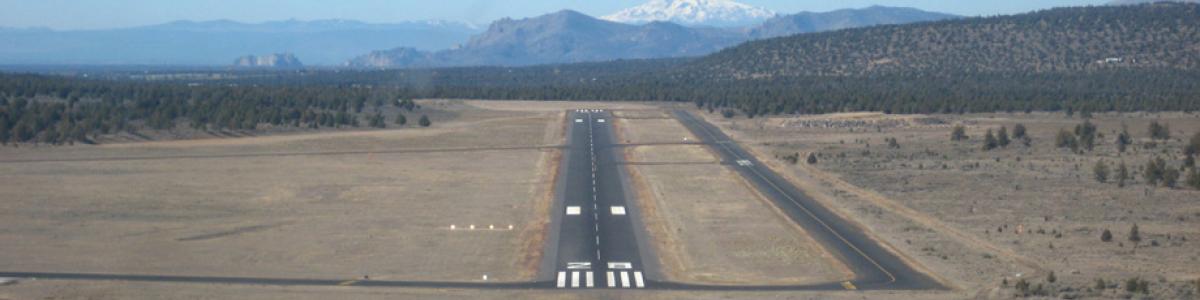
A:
686 3 1200 79
750 6 958 39
232 53 303 69
1108 0 1198 4
0 19 480 65
347 7 955 68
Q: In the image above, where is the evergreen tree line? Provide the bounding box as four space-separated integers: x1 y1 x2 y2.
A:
0 73 415 145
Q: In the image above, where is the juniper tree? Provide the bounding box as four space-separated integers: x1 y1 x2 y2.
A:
1013 123 1027 139
1129 223 1141 243
1094 160 1110 183
1056 129 1079 152
418 115 432 127
1149 121 1170 140
1163 167 1180 188
394 113 407 125
983 129 998 151
998 126 1011 147
1117 126 1133 153
951 125 968 141
1187 167 1200 190
1075 120 1097 151
1116 161 1130 187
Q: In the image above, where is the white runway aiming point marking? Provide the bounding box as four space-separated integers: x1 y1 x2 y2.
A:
736 159 753 166
567 262 591 269
610 206 626 215
607 262 632 269
566 206 581 215
575 119 583 123
597 119 606 123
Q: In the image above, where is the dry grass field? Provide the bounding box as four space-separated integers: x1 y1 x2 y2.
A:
0 100 602 299
613 113 851 285
705 110 1200 299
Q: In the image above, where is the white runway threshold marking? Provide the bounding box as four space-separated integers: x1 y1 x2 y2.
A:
634 271 645 288
556 272 567 288
606 271 615 288
610 206 626 215
571 271 580 288
566 206 581 215
586 271 595 288
620 271 630 288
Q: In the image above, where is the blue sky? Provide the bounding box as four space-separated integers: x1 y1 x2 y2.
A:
1 0 1108 30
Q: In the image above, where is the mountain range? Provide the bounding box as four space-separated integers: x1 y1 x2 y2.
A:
0 19 480 65
347 5 958 69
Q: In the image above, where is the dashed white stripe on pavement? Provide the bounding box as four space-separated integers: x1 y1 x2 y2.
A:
634 271 644 288
606 271 615 288
571 271 579 288
585 271 594 288
556 271 566 288
620 271 630 288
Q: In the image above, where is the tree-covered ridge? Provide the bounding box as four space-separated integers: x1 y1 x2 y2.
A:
686 3 1200 79
0 74 408 145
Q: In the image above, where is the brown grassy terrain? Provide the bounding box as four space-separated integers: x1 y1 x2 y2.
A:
614 114 851 285
705 110 1200 299
0 100 572 288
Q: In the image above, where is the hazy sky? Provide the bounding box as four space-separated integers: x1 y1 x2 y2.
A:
1 0 1109 30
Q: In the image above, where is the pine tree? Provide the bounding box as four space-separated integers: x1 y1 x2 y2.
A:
1101 229 1113 242
807 153 818 164
1129 223 1141 243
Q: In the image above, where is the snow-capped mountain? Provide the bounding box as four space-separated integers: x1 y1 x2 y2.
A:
602 0 776 27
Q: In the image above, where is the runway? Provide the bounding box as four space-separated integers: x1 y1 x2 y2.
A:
541 109 653 289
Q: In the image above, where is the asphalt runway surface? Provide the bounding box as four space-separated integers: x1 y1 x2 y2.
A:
0 109 944 292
